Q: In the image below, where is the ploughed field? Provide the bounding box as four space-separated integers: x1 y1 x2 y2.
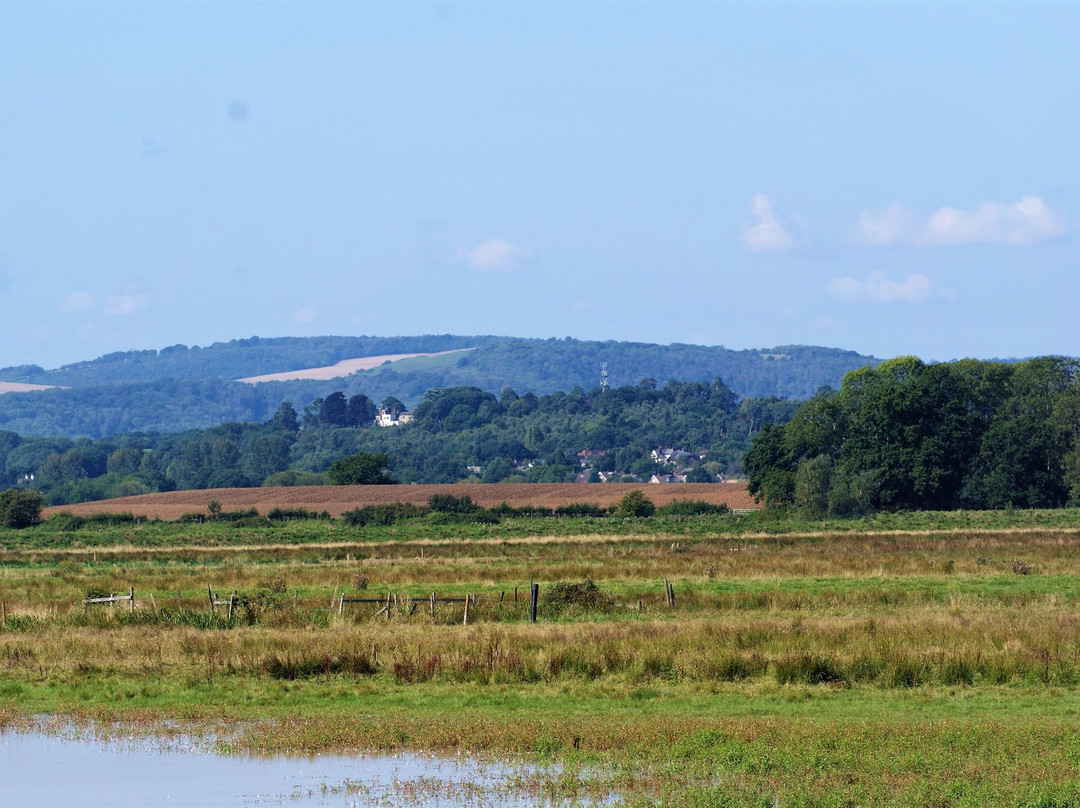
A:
44 481 758 520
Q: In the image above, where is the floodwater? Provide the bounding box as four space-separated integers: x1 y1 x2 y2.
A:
0 724 604 807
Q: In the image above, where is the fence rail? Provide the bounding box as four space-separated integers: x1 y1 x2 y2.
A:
3 580 681 628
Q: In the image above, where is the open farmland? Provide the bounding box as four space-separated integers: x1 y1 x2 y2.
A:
43 481 758 520
0 381 60 394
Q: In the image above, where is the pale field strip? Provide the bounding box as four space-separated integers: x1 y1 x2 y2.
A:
236 349 475 384
8 526 1080 563
0 382 61 394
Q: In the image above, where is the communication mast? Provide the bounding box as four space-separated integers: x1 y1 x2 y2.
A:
600 362 609 392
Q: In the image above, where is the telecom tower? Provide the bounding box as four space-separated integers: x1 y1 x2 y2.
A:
600 362 609 392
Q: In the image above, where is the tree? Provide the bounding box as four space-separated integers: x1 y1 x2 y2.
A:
319 392 348 427
346 394 377 427
268 401 300 433
613 489 655 517
0 488 43 528
327 452 395 485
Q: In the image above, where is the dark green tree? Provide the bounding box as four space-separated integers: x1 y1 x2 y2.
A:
0 488 44 528
327 452 394 485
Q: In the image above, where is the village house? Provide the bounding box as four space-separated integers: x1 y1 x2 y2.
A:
375 407 413 427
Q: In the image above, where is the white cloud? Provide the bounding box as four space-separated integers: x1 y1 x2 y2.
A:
292 306 316 324
828 271 951 304
856 196 1065 247
457 238 532 272
740 194 795 252
59 292 96 314
103 293 148 316
813 317 845 332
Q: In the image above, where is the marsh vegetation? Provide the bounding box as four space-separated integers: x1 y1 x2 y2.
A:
4 506 1080 805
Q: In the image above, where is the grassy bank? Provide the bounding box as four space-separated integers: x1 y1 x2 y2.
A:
4 509 1080 805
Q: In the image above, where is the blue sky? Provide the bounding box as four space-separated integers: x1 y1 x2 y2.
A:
1 1 1077 370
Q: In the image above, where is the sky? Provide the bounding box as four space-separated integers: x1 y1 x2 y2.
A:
1 1 1078 370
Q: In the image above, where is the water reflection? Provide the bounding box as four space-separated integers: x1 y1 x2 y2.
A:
0 725 593 807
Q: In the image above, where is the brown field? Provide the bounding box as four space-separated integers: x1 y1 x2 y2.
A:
236 349 474 384
0 381 60 394
44 481 757 519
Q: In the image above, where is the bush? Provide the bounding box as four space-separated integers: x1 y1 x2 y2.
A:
613 490 655 518
489 502 555 518
428 493 480 513
655 500 729 517
0 489 44 529
554 503 610 518
266 507 331 521
342 503 426 527
544 579 613 614
427 510 500 526
48 511 141 530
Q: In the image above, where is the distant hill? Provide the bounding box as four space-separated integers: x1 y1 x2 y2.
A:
0 335 880 437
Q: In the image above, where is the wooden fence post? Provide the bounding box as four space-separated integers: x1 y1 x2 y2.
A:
430 592 436 618
463 594 470 625
176 589 183 611
208 584 215 615
227 591 236 621
130 586 135 614
530 583 539 624
385 591 392 621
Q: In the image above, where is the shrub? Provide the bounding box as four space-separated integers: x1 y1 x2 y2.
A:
266 507 330 521
48 511 141 530
655 500 730 517
342 503 426 527
427 510 500 526
544 579 613 614
554 503 609 518
428 493 480 513
613 490 655 518
0 489 44 529
489 502 555 518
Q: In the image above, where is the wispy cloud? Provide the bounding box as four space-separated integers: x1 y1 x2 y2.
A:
59 292 96 314
828 271 952 304
457 238 532 272
103 293 148 316
740 194 796 253
856 196 1065 247
292 306 316 324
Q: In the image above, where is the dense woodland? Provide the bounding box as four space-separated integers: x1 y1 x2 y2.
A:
0 335 876 437
745 356 1080 513
0 379 798 505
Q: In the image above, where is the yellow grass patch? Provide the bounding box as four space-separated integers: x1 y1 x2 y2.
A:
236 349 475 383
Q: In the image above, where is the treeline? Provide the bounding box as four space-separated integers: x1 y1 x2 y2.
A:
0 335 877 438
0 379 798 506
744 356 1080 514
